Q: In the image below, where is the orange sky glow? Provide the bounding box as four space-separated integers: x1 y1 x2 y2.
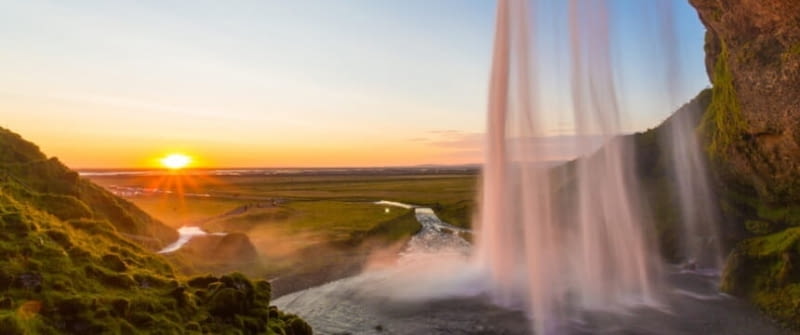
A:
0 1 707 169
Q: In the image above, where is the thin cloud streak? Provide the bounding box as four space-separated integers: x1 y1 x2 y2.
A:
414 130 606 164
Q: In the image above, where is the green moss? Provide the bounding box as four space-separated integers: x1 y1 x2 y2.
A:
702 43 746 158
711 8 723 21
33 194 91 221
757 205 800 226
84 264 136 289
752 284 800 327
782 43 800 61
208 288 244 317
433 200 473 228
287 316 314 335
253 279 271 303
741 228 800 257
0 313 24 335
267 309 313 335
722 228 800 328
363 211 420 242
745 220 775 235
101 254 128 272
187 274 219 289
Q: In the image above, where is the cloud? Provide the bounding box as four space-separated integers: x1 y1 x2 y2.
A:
412 130 607 164
427 131 484 149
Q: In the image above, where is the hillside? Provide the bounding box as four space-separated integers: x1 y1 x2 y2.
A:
0 129 177 249
0 127 310 334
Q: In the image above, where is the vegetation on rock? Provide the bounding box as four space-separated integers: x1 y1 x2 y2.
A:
701 43 745 159
690 0 800 328
0 128 177 249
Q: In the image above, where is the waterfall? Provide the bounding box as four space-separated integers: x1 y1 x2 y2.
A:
474 0 715 332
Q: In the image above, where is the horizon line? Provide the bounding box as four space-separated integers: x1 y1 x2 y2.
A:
74 163 486 172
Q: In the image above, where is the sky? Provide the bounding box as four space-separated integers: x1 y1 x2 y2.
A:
0 1 709 169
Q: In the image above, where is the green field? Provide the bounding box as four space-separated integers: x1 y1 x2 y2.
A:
89 173 478 229
86 172 479 295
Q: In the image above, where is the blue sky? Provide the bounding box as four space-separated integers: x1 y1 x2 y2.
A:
0 1 708 168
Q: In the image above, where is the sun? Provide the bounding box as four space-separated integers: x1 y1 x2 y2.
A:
161 153 192 170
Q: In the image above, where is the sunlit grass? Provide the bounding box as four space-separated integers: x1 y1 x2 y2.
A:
89 173 478 229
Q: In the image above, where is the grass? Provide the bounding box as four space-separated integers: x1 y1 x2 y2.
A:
0 127 179 248
86 172 477 296
87 172 477 266
89 172 477 240
90 173 477 227
0 180 310 334
129 196 250 227
276 200 410 238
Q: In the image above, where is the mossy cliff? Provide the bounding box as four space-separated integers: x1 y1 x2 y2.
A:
0 127 310 334
690 0 800 202
689 0 800 328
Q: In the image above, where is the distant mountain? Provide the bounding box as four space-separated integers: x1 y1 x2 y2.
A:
0 127 310 334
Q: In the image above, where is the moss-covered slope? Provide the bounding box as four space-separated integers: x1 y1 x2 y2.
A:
0 128 310 334
0 128 176 249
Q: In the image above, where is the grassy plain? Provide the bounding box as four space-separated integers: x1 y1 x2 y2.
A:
89 173 478 228
86 171 478 295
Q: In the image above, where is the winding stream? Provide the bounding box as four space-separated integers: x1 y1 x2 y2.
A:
157 226 225 254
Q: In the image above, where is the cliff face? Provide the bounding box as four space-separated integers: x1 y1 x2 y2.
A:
690 0 800 328
691 0 800 203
